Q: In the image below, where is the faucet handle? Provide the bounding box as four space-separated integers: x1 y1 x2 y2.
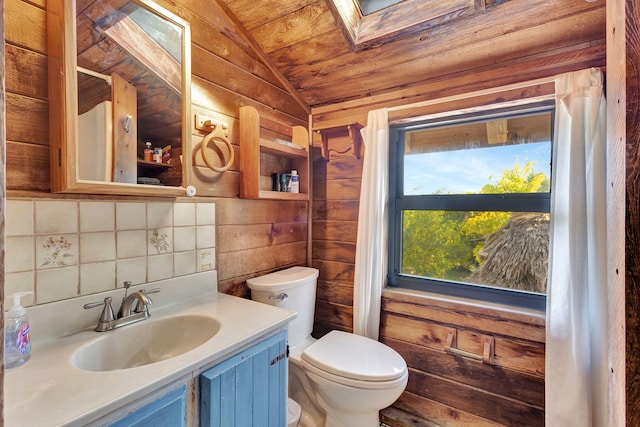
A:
140 288 160 297
83 297 116 331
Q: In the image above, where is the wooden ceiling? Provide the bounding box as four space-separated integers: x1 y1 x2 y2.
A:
219 0 606 109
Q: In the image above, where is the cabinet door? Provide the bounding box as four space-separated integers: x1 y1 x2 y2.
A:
200 331 288 427
109 384 187 427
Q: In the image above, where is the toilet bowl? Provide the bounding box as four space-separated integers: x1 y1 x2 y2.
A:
247 267 408 427
288 398 302 427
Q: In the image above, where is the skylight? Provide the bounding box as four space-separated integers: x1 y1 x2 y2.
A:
358 0 405 15
328 0 496 50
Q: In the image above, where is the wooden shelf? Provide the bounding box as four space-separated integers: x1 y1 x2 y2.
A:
137 159 172 169
316 122 363 160
239 106 310 200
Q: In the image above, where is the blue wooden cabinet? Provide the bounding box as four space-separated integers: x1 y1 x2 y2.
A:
108 384 187 427
200 331 288 427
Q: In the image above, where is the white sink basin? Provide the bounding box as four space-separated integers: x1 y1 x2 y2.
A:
72 315 220 371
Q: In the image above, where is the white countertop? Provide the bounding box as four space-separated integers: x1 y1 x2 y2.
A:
5 271 296 426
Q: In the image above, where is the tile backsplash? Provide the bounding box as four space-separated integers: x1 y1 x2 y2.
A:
5 199 216 306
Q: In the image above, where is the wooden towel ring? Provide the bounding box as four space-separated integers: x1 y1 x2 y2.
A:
200 124 234 172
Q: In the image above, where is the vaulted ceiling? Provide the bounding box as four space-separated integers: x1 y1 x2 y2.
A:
219 0 606 109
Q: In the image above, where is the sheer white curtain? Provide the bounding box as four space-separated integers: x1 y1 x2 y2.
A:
353 108 389 340
546 68 608 426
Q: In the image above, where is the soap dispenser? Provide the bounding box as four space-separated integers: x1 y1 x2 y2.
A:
5 292 33 368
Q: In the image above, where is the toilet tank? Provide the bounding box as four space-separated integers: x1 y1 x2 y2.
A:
247 267 319 351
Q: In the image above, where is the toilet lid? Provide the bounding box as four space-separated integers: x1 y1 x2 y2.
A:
301 330 407 382
246 266 319 292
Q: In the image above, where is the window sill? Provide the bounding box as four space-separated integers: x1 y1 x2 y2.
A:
382 287 546 328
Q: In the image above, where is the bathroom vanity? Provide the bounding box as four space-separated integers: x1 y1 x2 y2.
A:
4 271 295 426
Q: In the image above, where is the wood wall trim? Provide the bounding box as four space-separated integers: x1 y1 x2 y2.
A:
624 0 639 424
1 0 6 421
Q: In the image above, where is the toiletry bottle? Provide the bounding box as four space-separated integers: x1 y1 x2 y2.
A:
290 170 300 193
144 142 153 162
153 147 162 163
5 292 33 369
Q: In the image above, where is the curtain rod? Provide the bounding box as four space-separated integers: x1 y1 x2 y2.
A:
77 66 112 86
386 75 557 113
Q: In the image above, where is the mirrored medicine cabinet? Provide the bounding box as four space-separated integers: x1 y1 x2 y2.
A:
47 0 192 196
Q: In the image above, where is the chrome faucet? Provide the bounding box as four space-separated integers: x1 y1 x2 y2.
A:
119 289 154 317
84 281 160 332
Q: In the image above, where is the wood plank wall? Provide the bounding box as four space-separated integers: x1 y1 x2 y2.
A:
1 0 6 422
3 0 309 298
310 47 606 427
625 0 640 424
311 127 545 426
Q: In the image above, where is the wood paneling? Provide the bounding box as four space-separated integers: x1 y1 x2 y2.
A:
626 0 640 424
4 0 308 307
1 0 7 421
310 84 554 425
224 0 605 108
4 0 630 424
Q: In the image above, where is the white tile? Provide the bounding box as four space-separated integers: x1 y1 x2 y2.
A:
117 230 148 259
196 202 216 225
36 266 79 304
80 261 116 295
196 225 216 249
35 201 78 234
197 248 216 272
80 201 115 232
80 232 116 263
147 254 173 282
116 257 147 287
116 202 146 230
146 202 173 229
6 200 34 236
174 203 196 227
174 226 196 252
36 234 79 270
148 228 172 255
5 272 35 302
6 236 34 273
174 250 196 277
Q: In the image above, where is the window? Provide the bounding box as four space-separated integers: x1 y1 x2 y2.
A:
388 103 554 310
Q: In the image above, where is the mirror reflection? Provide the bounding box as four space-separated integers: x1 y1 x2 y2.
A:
75 0 186 187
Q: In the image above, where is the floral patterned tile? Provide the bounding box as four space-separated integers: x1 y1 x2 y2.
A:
36 234 79 270
148 228 172 255
197 248 216 272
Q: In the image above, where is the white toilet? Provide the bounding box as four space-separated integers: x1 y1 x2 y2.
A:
247 266 408 427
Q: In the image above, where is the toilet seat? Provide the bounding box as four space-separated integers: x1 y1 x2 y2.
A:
300 330 407 389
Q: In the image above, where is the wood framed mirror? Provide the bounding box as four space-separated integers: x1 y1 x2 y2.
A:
47 0 192 196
